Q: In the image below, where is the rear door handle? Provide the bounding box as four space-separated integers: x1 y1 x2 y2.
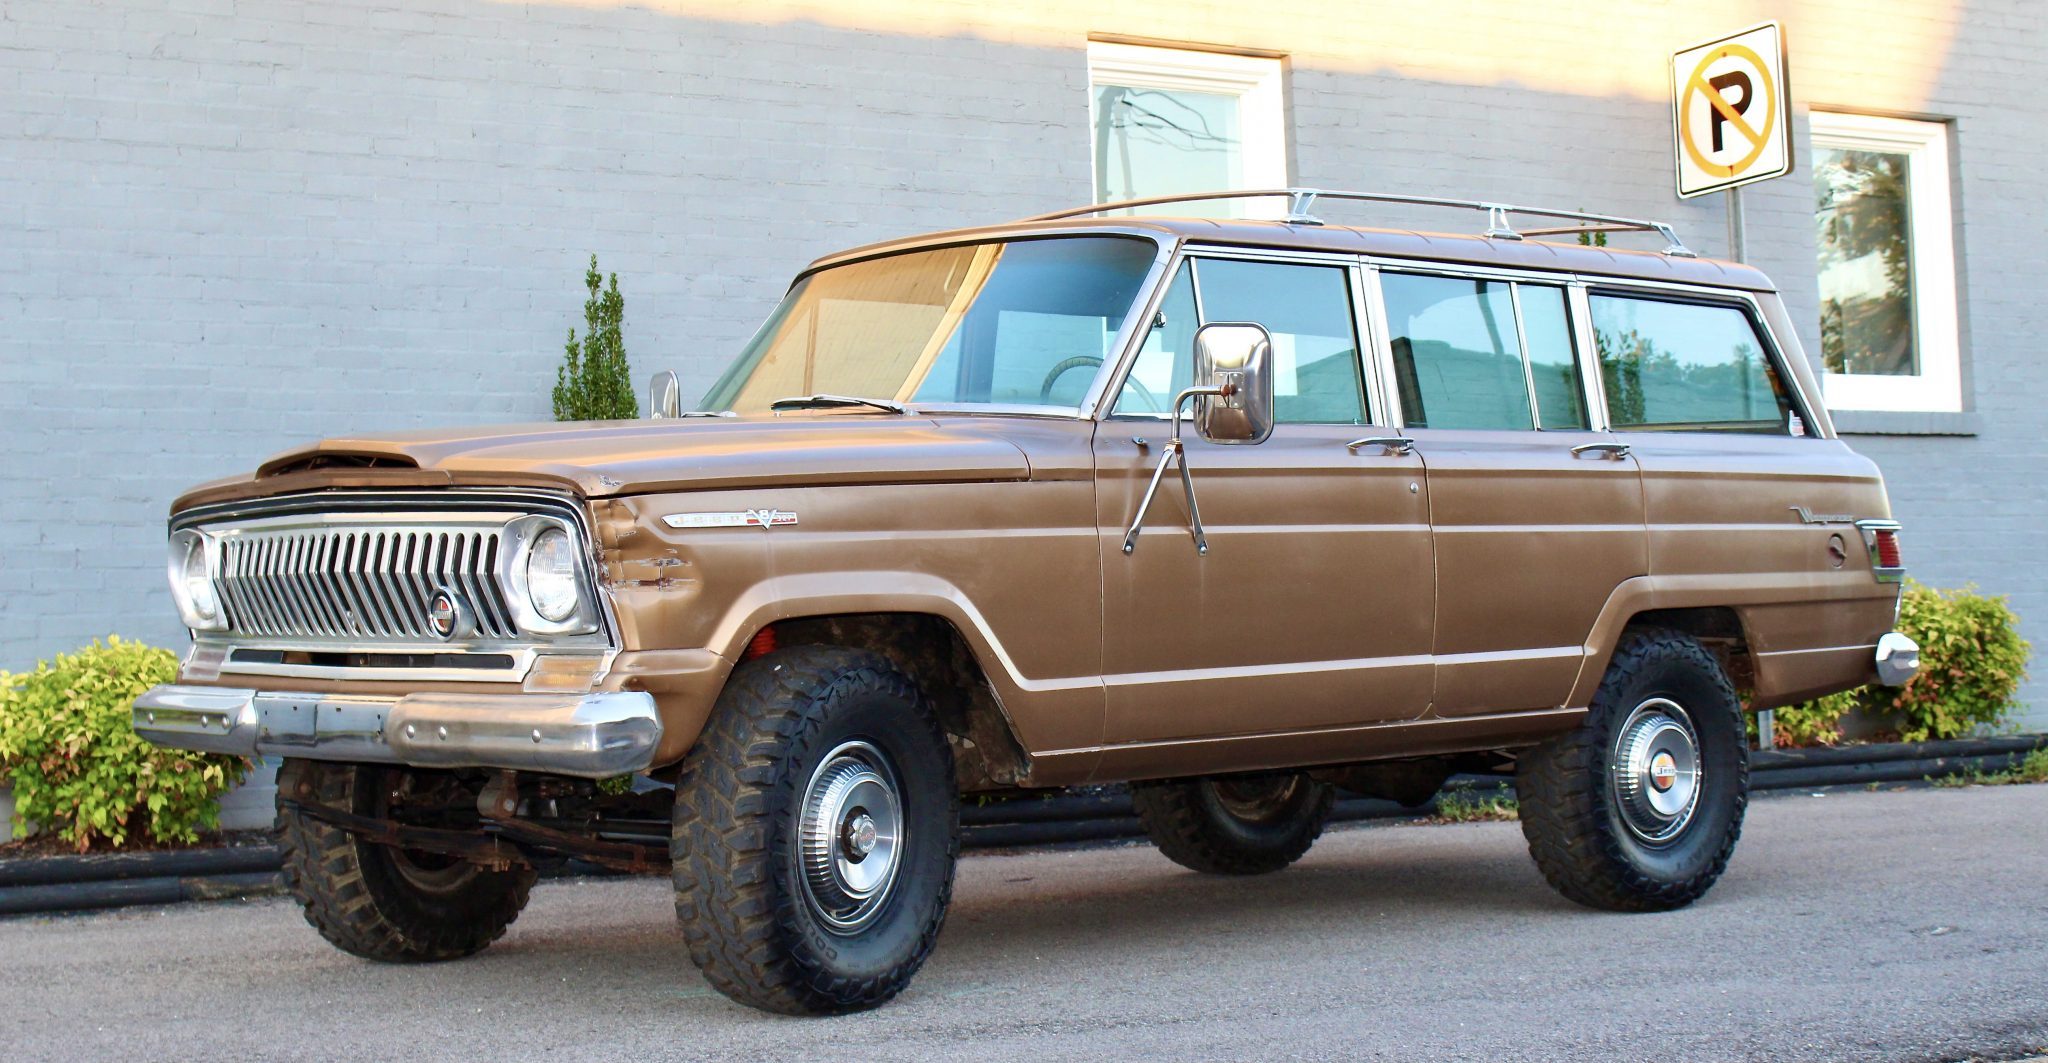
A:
1571 442 1631 459
1346 436 1415 455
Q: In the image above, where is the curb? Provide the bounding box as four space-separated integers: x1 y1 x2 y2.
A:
3 734 2038 917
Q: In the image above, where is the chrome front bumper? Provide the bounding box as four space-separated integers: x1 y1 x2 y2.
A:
132 685 662 778
1875 632 1921 687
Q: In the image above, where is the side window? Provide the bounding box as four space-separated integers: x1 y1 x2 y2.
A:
1114 258 1368 424
1115 263 1198 415
1519 285 1591 430
1382 273 1533 431
1588 294 1795 433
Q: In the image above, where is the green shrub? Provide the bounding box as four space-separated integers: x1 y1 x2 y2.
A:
1880 582 2030 741
1748 690 1858 747
1767 581 2030 745
0 638 250 850
552 254 636 421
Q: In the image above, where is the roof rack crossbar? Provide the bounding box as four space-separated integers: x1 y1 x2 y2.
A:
1022 188 1697 258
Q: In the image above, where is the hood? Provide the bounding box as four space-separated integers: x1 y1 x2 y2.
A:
176 415 1036 511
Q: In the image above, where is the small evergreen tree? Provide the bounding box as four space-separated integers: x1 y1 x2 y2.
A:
552 255 637 421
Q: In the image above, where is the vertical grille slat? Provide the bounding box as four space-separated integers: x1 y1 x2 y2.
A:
249 537 282 637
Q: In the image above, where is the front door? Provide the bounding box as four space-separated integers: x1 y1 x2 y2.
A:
1377 271 1648 715
1093 254 1436 756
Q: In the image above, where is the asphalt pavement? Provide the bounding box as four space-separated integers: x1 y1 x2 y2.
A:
4 784 2046 1062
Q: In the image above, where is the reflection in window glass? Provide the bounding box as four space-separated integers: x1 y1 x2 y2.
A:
1093 85 1241 209
1814 146 1916 376
701 237 1157 414
1114 259 1365 423
1115 263 1197 415
1383 273 1533 431
1589 295 1792 433
1519 285 1589 430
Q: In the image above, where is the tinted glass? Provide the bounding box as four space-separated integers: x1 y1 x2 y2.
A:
1520 285 1590 430
701 237 1157 414
1589 294 1794 433
1113 258 1366 424
1383 273 1533 430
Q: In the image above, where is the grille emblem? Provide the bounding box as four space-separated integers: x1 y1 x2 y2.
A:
427 591 470 641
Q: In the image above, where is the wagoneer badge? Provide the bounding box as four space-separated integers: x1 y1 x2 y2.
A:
663 510 799 530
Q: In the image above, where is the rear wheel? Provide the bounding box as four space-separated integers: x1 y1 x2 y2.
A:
1133 772 1335 875
672 646 959 1015
275 760 535 962
1516 628 1748 912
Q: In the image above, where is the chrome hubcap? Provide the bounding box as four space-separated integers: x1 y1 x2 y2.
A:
796 740 903 934
1610 698 1703 845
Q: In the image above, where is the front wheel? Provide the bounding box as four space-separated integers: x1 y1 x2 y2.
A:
1133 772 1335 875
1516 628 1749 912
671 646 959 1015
275 760 535 962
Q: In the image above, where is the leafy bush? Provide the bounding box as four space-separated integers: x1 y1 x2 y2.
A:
0 638 250 850
1761 581 2030 746
552 254 637 421
1879 582 2030 741
1748 690 1858 747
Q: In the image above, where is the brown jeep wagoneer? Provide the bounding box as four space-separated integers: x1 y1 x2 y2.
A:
136 189 1919 1014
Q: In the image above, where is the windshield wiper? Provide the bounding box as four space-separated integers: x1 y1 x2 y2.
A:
769 394 912 415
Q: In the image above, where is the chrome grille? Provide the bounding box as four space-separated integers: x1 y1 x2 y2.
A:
216 526 519 641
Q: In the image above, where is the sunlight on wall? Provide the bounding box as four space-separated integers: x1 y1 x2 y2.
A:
504 0 1960 109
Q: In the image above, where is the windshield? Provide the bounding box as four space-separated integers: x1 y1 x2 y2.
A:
700 235 1160 414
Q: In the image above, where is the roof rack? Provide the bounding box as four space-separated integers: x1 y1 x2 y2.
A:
1021 188 1696 258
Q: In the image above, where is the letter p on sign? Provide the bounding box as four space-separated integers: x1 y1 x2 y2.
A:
1671 22 1792 198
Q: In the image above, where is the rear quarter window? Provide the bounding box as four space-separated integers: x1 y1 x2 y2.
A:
1587 293 1796 434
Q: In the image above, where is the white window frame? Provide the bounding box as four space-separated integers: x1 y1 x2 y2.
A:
1085 42 1287 210
1810 111 1960 413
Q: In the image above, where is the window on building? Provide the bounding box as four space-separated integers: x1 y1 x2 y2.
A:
1587 293 1795 434
1114 257 1366 424
1811 112 1960 413
1087 42 1286 216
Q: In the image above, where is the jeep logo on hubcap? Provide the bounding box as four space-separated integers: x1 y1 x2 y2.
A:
1649 751 1679 791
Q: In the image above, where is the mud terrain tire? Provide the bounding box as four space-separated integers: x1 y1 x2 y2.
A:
672 646 959 1015
1517 628 1749 912
276 759 535 962
1133 772 1335 875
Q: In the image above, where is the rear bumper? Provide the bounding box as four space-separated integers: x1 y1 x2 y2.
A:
131 685 662 779
1874 632 1921 687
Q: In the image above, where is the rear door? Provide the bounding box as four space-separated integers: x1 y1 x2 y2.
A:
1372 267 1648 715
1093 252 1435 752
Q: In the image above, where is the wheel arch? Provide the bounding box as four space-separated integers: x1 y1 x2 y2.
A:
747 611 1034 791
1569 579 1758 710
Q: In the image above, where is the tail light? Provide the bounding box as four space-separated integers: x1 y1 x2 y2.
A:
1856 520 1904 583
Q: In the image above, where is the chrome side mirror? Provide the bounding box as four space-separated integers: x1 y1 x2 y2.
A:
1192 322 1274 444
1119 322 1276 557
646 371 681 419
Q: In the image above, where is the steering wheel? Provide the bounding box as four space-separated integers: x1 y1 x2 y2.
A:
1039 356 1164 412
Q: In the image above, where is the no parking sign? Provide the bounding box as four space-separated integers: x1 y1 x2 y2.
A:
1671 22 1792 198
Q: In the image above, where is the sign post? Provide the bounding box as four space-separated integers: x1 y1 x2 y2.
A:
1671 23 1792 744
1671 22 1792 264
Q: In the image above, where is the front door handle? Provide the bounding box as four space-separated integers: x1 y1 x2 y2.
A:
1571 441 1632 459
1346 436 1415 455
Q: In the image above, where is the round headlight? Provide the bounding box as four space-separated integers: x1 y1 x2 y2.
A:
525 527 581 623
173 535 219 624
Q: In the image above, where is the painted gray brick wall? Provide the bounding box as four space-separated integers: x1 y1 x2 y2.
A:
3 0 2042 729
